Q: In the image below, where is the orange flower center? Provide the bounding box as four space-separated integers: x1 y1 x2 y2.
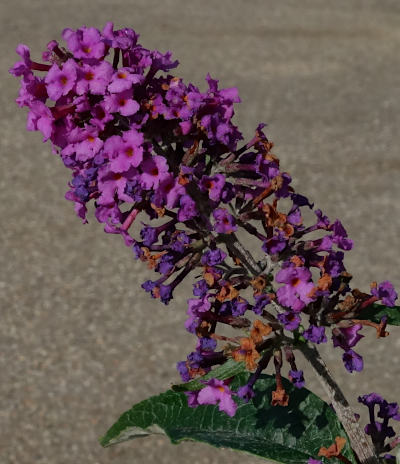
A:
84 71 94 81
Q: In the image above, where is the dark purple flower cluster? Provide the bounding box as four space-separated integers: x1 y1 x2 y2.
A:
11 24 398 414
358 393 400 461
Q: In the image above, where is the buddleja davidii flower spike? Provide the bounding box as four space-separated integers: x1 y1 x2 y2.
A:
11 23 398 418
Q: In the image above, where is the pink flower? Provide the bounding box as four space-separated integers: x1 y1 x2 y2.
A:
104 89 140 116
153 174 185 208
9 44 32 77
197 379 237 417
276 265 316 311
108 68 143 93
74 128 104 162
213 208 237 234
62 26 105 60
108 130 144 172
140 155 169 190
76 61 113 96
26 101 54 141
97 165 138 205
45 59 77 101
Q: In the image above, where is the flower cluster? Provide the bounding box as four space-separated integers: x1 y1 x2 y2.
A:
358 393 400 462
11 24 398 415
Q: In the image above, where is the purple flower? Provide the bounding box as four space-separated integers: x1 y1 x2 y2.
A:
193 279 208 297
197 337 217 351
163 77 191 120
262 230 287 255
199 174 226 202
170 231 191 253
308 459 323 464
303 325 327 344
365 421 396 442
371 281 398 307
289 370 305 388
185 391 200 408
201 248 227 266
231 298 248 316
176 361 190 382
184 315 200 334
277 311 301 331
199 74 242 150
142 280 156 293
197 378 237 417
276 265 316 312
178 194 197 222
187 351 204 367
358 392 384 408
159 284 173 305
140 225 158 246
213 208 237 234
153 174 185 208
342 349 363 373
253 294 270 315
256 155 280 180
324 251 345 277
330 219 353 251
157 254 175 275
187 296 211 315
315 209 330 229
378 401 400 421
102 22 139 50
237 384 255 403
359 393 400 452
332 324 364 351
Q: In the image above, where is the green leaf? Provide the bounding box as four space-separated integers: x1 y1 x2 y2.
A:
171 359 246 392
358 303 400 326
100 373 356 464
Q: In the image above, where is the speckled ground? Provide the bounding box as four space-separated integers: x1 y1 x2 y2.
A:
1 1 399 463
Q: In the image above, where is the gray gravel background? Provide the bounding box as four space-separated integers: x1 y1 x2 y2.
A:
1 1 400 463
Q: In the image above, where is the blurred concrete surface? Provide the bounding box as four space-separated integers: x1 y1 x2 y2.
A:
1 1 399 463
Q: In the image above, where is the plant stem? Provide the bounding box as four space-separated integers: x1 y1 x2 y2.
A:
299 342 379 464
221 233 262 276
